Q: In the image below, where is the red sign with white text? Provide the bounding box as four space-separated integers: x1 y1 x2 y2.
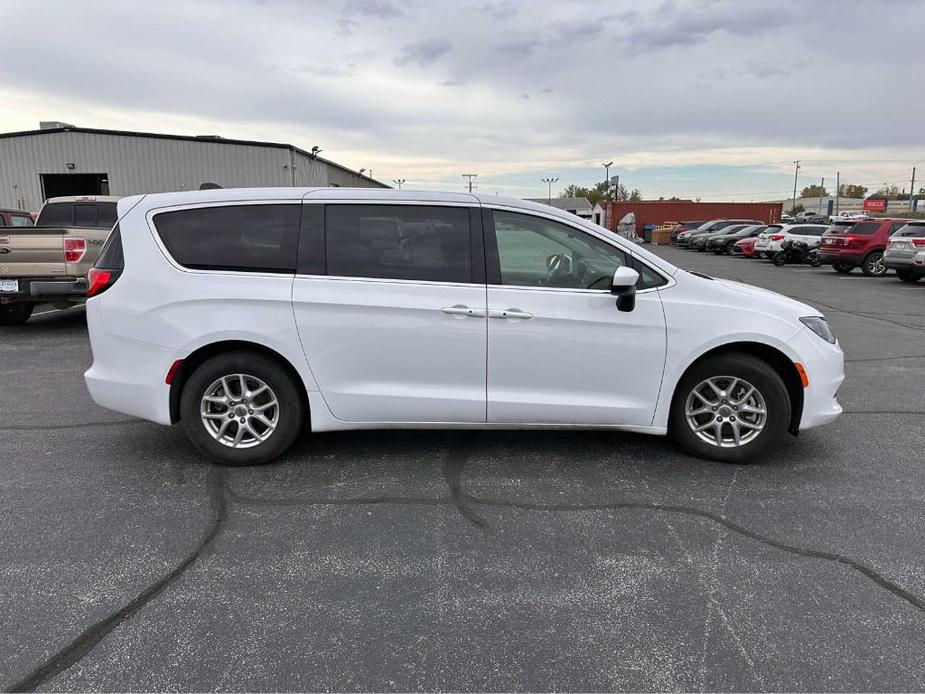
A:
863 198 887 211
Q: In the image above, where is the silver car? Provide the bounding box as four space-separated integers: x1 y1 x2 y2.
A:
883 222 925 283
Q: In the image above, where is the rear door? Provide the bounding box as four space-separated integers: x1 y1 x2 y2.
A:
291 202 487 423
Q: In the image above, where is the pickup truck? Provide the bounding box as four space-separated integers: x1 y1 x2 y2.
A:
796 211 827 224
0 195 120 325
828 210 869 223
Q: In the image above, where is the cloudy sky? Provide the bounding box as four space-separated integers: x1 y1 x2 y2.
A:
0 0 922 200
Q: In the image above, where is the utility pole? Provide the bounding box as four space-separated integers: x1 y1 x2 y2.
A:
602 161 613 198
911 166 917 213
835 171 840 215
540 177 558 205
791 160 801 214
818 177 824 214
462 173 478 193
392 179 406 190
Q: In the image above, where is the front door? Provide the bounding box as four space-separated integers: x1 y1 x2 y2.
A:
291 202 487 423
485 209 667 427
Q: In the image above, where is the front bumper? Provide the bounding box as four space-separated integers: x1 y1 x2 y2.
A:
791 327 844 431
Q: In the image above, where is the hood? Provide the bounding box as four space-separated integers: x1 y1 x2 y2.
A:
712 275 820 318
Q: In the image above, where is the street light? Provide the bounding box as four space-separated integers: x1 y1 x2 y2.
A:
602 161 613 198
393 178 406 190
541 177 559 205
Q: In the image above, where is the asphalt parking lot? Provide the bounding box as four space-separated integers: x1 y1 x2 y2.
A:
2 247 925 692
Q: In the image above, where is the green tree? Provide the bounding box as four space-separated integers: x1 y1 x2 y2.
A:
787 204 805 215
560 184 591 199
839 184 868 198
801 184 828 198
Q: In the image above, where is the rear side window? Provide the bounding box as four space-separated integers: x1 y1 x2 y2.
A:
849 222 880 236
893 224 925 238
95 224 124 269
153 204 300 273
325 205 472 283
792 226 825 236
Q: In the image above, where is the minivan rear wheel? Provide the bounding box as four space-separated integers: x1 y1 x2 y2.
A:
179 351 304 465
669 353 790 464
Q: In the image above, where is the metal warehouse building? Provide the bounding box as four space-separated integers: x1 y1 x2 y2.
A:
0 123 386 211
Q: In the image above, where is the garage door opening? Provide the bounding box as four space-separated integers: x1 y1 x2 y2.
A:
40 173 110 200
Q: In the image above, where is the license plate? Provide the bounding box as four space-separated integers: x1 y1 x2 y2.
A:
0 279 19 292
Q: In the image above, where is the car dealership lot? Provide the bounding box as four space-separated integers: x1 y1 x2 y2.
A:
2 250 925 691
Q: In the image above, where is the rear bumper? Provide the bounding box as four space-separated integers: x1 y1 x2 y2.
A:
817 251 864 267
0 277 87 303
883 254 919 270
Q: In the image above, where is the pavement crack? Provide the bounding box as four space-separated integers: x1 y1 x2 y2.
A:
6 467 230 693
0 420 147 432
441 433 488 531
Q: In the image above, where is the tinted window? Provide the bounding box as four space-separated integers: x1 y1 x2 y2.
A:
326 205 471 283
97 203 118 229
893 224 925 238
493 210 629 290
791 226 825 236
36 202 72 227
74 204 97 227
154 204 300 273
849 222 880 236
95 225 124 269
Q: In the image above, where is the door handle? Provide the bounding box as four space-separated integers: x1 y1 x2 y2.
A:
489 308 533 320
441 305 486 317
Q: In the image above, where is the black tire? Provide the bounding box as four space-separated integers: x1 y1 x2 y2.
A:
179 350 304 466
810 254 823 268
861 251 886 277
723 242 735 255
833 263 853 274
668 353 791 464
772 252 786 266
897 269 922 283
0 302 34 326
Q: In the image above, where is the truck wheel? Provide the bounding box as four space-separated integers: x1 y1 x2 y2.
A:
0 302 34 326
897 269 921 283
861 251 886 277
668 353 790 464
833 263 853 274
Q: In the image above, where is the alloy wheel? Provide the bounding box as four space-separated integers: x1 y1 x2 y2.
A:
200 374 279 448
684 376 767 448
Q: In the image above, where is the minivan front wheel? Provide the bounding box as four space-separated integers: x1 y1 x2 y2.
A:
669 354 790 463
180 351 304 465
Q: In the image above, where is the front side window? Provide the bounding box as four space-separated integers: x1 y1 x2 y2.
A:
493 210 629 290
153 204 300 273
325 205 472 283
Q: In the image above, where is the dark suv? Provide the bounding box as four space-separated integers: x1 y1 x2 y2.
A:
818 218 911 276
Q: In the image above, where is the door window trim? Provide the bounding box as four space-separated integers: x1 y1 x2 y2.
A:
482 205 671 294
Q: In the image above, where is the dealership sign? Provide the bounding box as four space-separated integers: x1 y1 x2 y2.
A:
863 198 888 211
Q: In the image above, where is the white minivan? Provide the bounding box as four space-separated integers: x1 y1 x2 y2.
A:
84 188 844 465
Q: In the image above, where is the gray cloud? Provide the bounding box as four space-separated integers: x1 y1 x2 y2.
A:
394 38 452 67
344 0 403 18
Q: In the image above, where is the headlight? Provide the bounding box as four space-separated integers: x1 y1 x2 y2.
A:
800 316 836 344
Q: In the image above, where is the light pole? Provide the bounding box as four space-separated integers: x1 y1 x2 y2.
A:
541 177 558 205
602 161 613 198
393 178 406 190
791 160 801 214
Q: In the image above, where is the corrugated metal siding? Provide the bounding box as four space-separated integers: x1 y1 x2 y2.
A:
0 130 383 210
605 201 784 230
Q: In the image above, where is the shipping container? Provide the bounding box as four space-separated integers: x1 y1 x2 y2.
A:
604 201 783 231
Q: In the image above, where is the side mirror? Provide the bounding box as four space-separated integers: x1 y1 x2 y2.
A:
610 266 639 312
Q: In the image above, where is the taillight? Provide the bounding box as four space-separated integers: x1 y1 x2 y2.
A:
844 235 865 249
913 239 925 247
64 237 86 263
770 234 784 241
87 267 120 297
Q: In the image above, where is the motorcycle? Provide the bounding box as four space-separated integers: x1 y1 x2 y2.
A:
772 238 823 267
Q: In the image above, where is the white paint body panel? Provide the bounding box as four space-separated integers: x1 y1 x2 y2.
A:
84 188 844 444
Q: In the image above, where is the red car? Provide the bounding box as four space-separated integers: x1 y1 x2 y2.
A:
730 236 757 257
818 218 911 276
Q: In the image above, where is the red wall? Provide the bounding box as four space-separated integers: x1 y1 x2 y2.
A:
605 201 783 230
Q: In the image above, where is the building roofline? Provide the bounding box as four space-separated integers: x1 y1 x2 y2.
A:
0 126 388 187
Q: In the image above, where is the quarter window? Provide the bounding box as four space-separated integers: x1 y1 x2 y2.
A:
493 211 629 290
153 204 300 273
325 205 472 283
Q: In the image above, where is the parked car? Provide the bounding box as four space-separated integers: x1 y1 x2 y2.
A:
753 224 828 258
883 221 925 282
706 224 767 255
83 188 843 466
828 210 869 223
688 224 751 251
730 236 759 257
779 214 796 224
671 220 708 243
0 195 120 325
797 211 827 224
0 208 35 227
818 218 911 276
677 219 761 248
